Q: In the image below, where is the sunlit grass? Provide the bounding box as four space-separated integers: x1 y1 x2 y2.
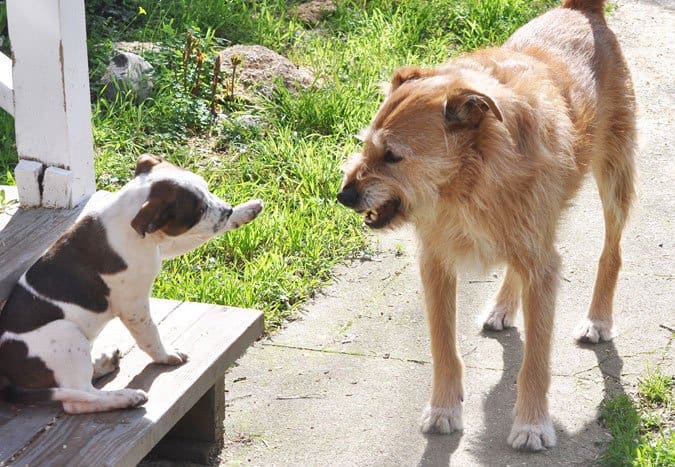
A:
0 0 557 328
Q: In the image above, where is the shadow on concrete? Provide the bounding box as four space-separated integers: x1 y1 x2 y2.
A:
417 431 462 467
578 339 625 400
467 328 625 464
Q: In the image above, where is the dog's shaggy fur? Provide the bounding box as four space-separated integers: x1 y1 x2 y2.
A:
338 0 635 450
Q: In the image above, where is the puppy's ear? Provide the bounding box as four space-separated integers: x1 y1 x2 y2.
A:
444 89 503 129
130 181 177 237
389 66 436 94
134 153 164 177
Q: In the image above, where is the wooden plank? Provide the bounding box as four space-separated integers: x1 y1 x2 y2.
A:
8 304 263 467
0 299 183 462
0 190 112 303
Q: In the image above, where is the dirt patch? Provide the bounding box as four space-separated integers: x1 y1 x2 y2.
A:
218 45 317 99
290 0 337 24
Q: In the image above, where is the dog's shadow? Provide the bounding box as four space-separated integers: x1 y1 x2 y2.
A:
418 431 462 467
95 361 185 394
468 328 624 464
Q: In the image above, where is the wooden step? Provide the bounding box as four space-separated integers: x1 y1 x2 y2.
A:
0 298 264 466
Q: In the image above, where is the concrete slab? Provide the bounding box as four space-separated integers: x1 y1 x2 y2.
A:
220 1 673 465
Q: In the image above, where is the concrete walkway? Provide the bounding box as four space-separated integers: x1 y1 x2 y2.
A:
220 2 674 465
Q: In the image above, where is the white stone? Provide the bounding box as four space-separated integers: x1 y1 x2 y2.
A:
102 52 154 101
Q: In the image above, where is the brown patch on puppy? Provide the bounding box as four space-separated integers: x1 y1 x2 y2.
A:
0 285 64 333
0 339 57 388
26 217 127 312
131 180 207 237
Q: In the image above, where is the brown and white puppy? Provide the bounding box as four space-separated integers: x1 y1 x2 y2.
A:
338 0 635 451
0 154 263 414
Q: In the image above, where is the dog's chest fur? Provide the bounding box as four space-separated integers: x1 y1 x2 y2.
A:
416 205 502 272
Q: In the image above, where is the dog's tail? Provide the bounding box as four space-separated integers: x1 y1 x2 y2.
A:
2 384 59 404
561 0 606 15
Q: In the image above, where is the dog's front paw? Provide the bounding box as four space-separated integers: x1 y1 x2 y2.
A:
420 405 463 434
574 319 612 344
482 304 515 331
157 350 188 365
507 418 556 451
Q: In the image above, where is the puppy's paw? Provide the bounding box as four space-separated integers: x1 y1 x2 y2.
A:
227 199 264 230
93 349 121 379
507 418 556 451
574 319 613 344
420 405 463 434
157 350 189 366
125 389 149 408
482 304 515 332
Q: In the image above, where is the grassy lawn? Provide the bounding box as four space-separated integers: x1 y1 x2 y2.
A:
600 365 674 466
0 0 557 329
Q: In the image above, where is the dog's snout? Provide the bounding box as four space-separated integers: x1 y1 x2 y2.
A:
337 183 359 208
224 206 233 218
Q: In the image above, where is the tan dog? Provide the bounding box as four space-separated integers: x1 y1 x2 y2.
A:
337 0 635 451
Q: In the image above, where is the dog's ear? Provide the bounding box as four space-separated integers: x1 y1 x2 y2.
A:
134 153 164 177
131 198 172 238
130 181 177 237
389 66 436 94
444 89 503 129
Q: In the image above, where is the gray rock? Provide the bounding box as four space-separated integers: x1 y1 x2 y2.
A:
101 51 154 101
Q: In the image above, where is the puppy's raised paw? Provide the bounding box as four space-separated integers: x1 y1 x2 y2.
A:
226 199 264 230
420 405 463 434
507 418 556 451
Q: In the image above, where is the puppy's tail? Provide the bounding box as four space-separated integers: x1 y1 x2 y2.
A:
2 384 61 404
2 385 98 404
561 0 606 15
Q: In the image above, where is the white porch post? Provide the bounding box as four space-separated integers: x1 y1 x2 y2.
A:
6 0 95 208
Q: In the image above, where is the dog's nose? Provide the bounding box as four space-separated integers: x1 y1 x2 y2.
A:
337 183 359 207
224 206 233 218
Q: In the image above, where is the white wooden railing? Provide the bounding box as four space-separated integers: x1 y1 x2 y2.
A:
1 0 94 208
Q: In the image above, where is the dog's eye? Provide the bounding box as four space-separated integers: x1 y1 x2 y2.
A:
383 150 402 164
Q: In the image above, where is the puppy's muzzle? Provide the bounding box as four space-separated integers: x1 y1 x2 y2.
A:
337 182 359 208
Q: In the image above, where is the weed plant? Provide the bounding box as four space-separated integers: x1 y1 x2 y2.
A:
600 365 674 466
0 0 556 328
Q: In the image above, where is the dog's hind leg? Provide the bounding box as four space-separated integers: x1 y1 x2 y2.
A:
575 112 636 344
418 248 464 434
16 321 147 413
482 266 521 331
508 253 559 451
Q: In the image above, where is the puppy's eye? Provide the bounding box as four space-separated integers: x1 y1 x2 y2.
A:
383 150 402 164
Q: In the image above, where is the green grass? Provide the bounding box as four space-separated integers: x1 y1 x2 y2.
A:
599 366 675 466
0 0 557 328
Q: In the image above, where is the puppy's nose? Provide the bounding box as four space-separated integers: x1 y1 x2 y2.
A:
337 183 359 208
224 206 233 218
